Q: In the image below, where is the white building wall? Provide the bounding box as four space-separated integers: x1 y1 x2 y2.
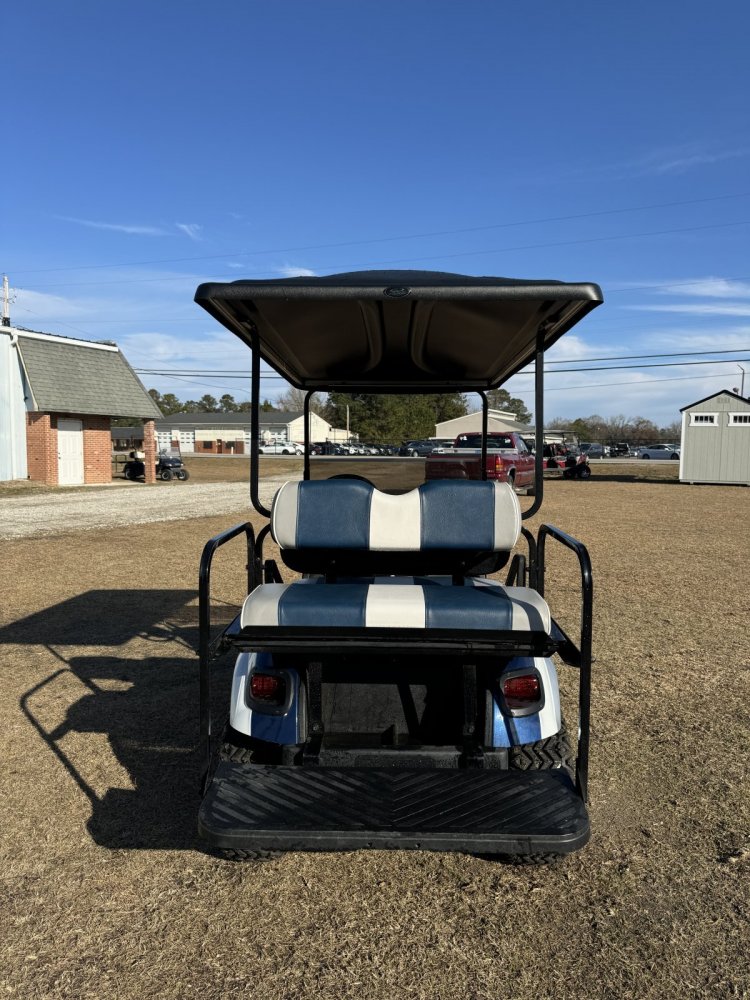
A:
435 409 526 438
0 330 29 481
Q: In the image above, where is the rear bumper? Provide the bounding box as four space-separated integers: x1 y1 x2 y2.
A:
199 762 590 856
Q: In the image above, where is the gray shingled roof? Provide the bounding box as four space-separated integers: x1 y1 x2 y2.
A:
17 334 162 419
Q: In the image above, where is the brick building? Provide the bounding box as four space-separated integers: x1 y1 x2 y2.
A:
0 327 162 485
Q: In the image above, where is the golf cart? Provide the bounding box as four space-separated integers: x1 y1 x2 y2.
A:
123 450 190 481
195 270 602 861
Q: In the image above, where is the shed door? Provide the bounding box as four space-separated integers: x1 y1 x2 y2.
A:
58 418 84 485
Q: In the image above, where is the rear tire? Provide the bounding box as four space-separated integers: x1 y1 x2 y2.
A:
577 465 592 479
488 723 574 866
509 722 573 775
160 468 173 481
215 735 284 863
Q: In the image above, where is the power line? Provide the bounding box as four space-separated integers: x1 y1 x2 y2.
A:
134 355 750 381
544 347 750 363
144 367 740 398
133 347 750 376
8 190 750 276
517 370 740 394
16 218 750 291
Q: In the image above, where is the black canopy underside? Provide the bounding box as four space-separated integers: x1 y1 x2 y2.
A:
195 270 603 391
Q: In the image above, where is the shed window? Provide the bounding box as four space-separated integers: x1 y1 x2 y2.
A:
689 412 717 426
729 413 750 426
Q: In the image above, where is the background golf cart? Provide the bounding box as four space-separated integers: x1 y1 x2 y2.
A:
123 450 190 481
195 270 602 862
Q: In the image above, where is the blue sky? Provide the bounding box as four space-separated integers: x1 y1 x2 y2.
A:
3 0 750 426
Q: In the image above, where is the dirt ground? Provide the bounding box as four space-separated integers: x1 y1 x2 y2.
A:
1 477 748 999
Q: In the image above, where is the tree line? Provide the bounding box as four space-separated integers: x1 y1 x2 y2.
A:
146 387 533 444
546 414 681 445
146 388 677 446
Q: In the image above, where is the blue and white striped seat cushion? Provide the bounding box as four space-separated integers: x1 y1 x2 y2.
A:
271 479 521 553
241 577 551 633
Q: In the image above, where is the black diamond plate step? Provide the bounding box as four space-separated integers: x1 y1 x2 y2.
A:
199 763 589 855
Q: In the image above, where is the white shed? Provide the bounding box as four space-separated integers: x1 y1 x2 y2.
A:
679 390 750 485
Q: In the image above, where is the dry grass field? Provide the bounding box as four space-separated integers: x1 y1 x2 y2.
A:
1 475 749 999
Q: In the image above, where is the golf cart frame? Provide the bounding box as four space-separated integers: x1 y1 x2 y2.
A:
195 270 602 859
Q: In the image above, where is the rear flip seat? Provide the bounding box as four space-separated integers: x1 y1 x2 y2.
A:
241 479 551 634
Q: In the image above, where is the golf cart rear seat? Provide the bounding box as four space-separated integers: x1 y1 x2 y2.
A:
240 479 552 634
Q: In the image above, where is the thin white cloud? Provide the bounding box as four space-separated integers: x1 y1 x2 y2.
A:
630 144 749 176
626 303 750 317
175 223 203 241
659 278 750 299
56 215 169 236
226 262 246 269
276 265 317 277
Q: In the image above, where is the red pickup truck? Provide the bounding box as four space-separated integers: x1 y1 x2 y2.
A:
424 432 535 488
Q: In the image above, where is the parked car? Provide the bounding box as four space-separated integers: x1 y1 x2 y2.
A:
638 444 680 460
608 443 631 457
399 439 442 456
258 441 304 455
579 442 609 459
425 431 536 488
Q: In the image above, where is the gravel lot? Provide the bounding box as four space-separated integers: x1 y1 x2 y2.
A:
0 480 289 540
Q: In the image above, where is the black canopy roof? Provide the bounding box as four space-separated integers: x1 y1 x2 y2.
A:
195 270 603 391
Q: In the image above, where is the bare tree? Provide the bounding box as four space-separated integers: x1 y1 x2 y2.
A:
275 387 326 414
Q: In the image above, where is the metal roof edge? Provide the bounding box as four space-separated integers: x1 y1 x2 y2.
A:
15 328 119 352
679 390 750 411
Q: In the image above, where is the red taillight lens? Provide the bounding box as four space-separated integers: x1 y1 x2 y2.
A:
502 673 541 709
495 456 504 473
250 673 285 703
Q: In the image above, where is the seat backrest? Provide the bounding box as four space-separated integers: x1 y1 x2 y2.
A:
271 479 521 576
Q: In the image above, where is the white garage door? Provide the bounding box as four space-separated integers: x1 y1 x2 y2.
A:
177 429 195 452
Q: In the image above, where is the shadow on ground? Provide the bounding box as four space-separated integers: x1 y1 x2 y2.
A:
4 590 236 851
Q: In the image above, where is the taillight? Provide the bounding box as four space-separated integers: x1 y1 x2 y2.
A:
502 673 541 709
495 456 504 473
250 672 286 704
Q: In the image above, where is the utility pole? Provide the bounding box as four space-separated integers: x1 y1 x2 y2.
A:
739 365 746 398
2 275 10 327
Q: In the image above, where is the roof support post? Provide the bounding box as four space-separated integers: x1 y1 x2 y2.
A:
303 392 312 480
478 391 488 481
249 332 271 517
521 327 545 521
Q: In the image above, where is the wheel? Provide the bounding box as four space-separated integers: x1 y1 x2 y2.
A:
409 449 418 457
176 469 190 480
160 468 173 481
670 453 679 460
214 734 284 863
488 723 574 866
509 722 573 775
641 454 650 460
282 448 292 454
123 466 135 481
576 465 592 479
